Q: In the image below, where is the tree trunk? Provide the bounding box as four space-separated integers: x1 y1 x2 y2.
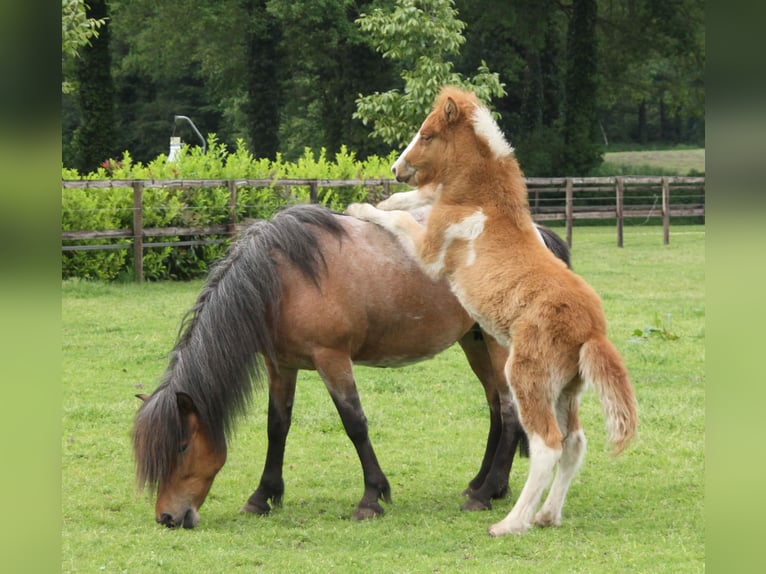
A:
74 0 116 173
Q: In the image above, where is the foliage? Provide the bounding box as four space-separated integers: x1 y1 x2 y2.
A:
631 313 680 342
62 0 704 175
61 187 130 281
62 138 398 280
353 0 506 148
61 0 107 94
562 0 603 176
70 0 117 174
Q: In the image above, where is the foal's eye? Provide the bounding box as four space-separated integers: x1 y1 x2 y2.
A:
179 443 189 454
421 133 433 143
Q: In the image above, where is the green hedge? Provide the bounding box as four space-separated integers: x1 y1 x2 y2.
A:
62 137 397 281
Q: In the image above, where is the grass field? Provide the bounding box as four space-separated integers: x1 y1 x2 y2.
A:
61 224 705 573
602 148 705 176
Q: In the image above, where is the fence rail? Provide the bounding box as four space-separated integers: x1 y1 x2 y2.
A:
62 176 704 281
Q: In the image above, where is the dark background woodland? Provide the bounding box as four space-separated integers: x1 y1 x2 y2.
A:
62 0 704 177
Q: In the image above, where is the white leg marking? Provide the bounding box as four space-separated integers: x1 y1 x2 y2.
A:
534 429 586 528
488 433 561 536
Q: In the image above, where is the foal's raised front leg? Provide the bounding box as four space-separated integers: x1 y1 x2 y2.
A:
375 185 436 211
345 204 426 262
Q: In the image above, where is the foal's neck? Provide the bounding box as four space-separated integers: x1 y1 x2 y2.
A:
443 157 531 225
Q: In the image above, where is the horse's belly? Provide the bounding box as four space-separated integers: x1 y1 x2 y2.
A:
352 307 472 367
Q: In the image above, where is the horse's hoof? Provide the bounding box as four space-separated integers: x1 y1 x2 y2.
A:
462 497 492 512
239 501 271 515
351 503 384 521
492 485 510 500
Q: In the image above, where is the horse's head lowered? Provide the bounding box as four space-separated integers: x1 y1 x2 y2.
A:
391 86 514 188
134 392 226 529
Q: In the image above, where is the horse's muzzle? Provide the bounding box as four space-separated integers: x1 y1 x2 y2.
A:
157 507 200 529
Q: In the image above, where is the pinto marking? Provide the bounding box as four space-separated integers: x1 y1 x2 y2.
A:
424 210 487 276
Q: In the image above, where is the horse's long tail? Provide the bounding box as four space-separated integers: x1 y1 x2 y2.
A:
579 334 638 455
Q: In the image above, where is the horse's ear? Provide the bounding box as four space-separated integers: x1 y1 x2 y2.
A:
176 392 197 415
136 393 149 402
444 97 460 124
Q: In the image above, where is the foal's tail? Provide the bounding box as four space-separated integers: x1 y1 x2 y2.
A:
579 334 638 455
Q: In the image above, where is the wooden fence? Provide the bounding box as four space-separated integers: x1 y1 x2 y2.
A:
62 176 704 281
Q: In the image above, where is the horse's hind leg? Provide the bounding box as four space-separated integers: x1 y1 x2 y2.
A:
314 349 391 520
535 381 586 528
241 360 297 515
458 329 526 511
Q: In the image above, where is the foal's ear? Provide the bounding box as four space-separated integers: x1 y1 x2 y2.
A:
176 392 197 415
444 96 460 124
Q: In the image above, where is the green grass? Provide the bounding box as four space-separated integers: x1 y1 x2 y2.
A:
600 148 705 176
61 224 705 573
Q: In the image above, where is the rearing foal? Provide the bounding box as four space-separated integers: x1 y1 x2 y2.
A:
347 86 638 536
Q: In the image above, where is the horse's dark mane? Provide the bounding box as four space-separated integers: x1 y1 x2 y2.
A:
133 204 346 492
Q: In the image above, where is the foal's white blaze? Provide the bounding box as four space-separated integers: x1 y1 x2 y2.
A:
392 132 420 180
471 105 514 159
424 209 486 277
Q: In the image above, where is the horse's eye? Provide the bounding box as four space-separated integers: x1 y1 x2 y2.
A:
179 443 188 454
421 133 433 143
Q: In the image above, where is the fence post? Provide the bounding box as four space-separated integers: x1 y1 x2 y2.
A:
227 179 238 236
565 177 573 247
662 177 670 245
616 177 624 248
132 181 144 282
309 180 319 204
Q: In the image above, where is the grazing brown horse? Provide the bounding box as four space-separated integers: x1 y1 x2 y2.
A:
133 203 569 529
347 86 638 536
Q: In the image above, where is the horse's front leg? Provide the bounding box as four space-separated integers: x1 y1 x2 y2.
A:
240 361 297 515
313 348 391 520
345 203 426 262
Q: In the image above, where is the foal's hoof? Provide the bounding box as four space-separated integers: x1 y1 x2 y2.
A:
462 497 492 512
351 502 384 521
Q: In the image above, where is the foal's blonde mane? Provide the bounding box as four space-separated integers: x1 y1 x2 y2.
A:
425 86 531 226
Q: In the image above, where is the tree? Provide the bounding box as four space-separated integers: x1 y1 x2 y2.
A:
241 0 282 159
561 0 602 175
62 0 107 94
70 0 117 173
595 0 705 146
353 0 506 149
